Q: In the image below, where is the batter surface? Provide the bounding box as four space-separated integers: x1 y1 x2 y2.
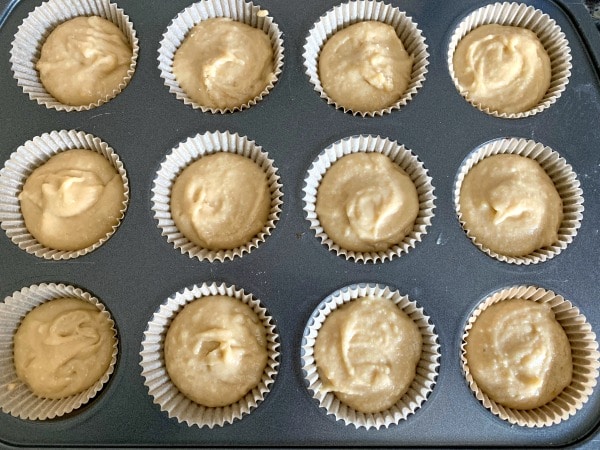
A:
318 21 413 112
316 152 419 253
173 18 274 110
314 296 422 413
170 152 270 250
453 24 551 114
19 149 126 251
37 16 132 106
164 295 268 407
459 154 562 256
13 297 115 399
465 298 572 409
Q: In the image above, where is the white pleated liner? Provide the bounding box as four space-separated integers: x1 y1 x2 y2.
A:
453 137 583 265
461 285 600 427
158 0 284 113
0 130 130 260
139 282 280 428
151 131 282 262
303 0 429 117
0 283 118 420
301 283 440 429
303 135 435 263
9 0 139 112
447 2 572 118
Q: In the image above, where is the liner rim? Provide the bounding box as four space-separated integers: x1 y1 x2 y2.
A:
461 285 600 427
157 0 284 114
302 134 435 263
0 129 130 260
453 137 584 265
139 281 280 428
9 0 139 112
302 0 429 117
151 130 283 262
0 282 118 420
301 282 440 429
447 1 572 119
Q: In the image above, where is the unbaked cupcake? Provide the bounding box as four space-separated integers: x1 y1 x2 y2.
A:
158 0 284 113
303 135 434 263
0 283 118 420
0 130 129 260
152 131 282 262
448 2 571 118
140 282 279 428
304 0 428 117
462 285 599 427
10 0 138 111
302 283 439 429
454 137 583 264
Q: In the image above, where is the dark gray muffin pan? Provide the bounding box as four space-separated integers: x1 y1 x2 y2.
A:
1 0 600 447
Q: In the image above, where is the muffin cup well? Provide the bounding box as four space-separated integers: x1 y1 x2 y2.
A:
453 137 583 265
303 0 428 117
139 282 280 428
301 283 440 429
448 2 572 118
151 130 282 262
461 285 600 427
303 134 435 263
0 283 118 420
0 130 130 260
10 0 138 112
158 0 284 113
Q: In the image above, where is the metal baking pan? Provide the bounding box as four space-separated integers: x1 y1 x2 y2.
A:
1 0 600 446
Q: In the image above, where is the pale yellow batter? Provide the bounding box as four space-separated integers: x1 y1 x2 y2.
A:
453 24 551 114
19 149 126 251
173 18 274 110
316 152 419 253
459 154 562 257
465 298 572 409
170 152 270 250
164 295 268 408
314 296 422 413
37 16 133 106
13 297 115 399
318 21 413 112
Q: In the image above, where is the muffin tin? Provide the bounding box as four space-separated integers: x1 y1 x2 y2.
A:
1 0 600 447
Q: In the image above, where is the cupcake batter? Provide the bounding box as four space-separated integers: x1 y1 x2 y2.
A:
459 154 562 257
37 16 133 106
164 295 268 407
13 297 115 399
316 152 419 253
170 152 270 250
318 21 413 112
173 18 274 110
314 296 422 413
453 24 551 114
19 149 126 251
465 298 572 409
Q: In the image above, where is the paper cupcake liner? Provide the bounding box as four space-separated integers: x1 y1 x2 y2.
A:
158 0 284 113
0 283 118 421
303 135 435 263
461 285 600 427
453 137 583 265
303 0 428 117
301 283 440 429
448 2 572 118
0 130 130 260
151 130 282 262
139 282 280 428
9 0 138 112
